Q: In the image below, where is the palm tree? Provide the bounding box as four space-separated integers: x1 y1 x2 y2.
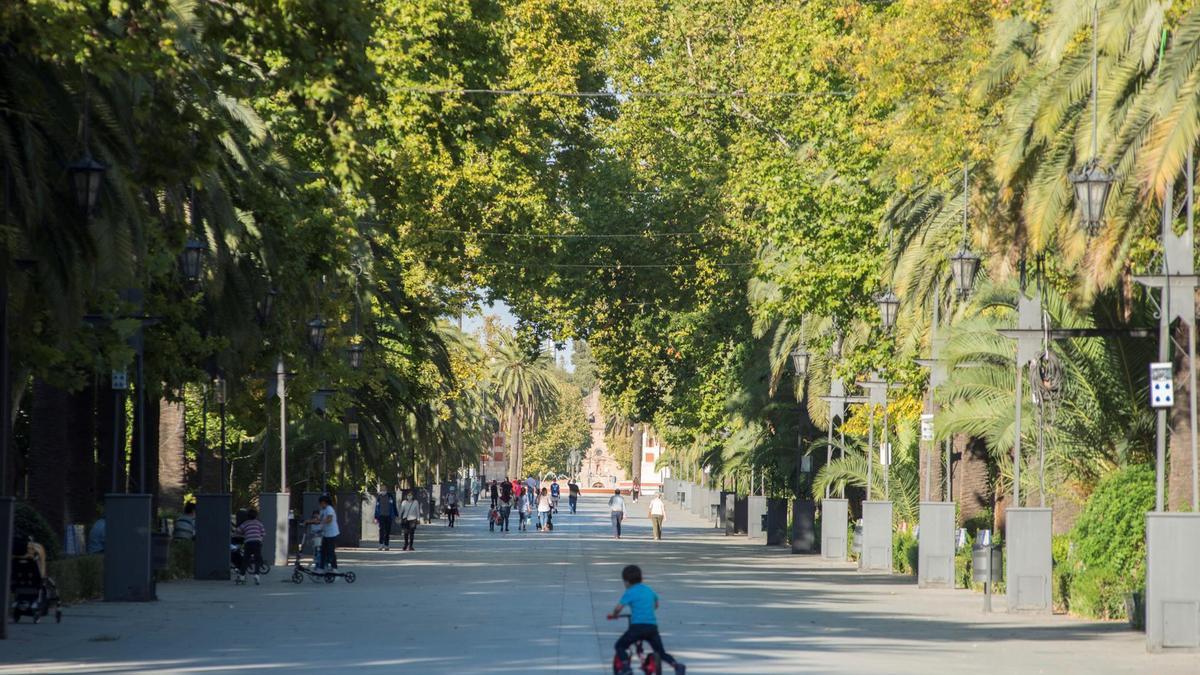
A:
489 332 559 477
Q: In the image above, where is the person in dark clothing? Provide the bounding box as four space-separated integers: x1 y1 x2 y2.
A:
375 490 399 550
498 481 513 532
489 480 500 509
568 480 580 514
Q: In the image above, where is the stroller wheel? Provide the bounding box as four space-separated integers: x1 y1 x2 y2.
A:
257 563 271 575
55 610 62 623
344 571 356 583
324 573 335 584
291 570 304 584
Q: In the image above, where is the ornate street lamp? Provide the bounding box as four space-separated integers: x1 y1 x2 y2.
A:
790 348 810 379
211 374 227 406
950 245 982 300
347 343 366 369
68 154 106 214
307 317 327 353
876 290 901 331
1069 2 1114 236
1069 161 1114 236
181 239 206 284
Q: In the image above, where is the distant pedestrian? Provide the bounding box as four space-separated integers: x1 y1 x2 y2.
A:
399 491 421 551
537 487 553 532
375 490 399 551
550 480 561 512
632 478 641 503
499 483 513 532
235 508 266 584
648 494 666 540
609 489 626 539
511 477 521 503
173 502 197 540
490 480 500 509
519 487 533 531
446 490 459 527
568 480 580 514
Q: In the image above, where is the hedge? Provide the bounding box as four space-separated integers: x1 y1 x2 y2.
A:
42 538 196 604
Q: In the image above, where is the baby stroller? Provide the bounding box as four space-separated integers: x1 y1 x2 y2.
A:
10 536 61 624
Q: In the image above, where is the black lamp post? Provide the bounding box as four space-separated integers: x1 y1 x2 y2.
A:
790 348 810 380
256 287 277 326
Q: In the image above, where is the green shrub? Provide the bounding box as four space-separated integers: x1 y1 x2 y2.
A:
1051 534 1074 613
1067 465 1155 619
14 501 62 561
961 508 993 536
159 539 195 581
47 555 103 603
893 531 918 575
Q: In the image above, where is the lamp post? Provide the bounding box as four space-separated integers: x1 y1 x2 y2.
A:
790 346 816 553
876 291 900 332
181 239 206 287
347 343 365 370
1068 1 1114 236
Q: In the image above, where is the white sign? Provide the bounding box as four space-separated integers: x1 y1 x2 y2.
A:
920 414 935 441
111 369 128 390
800 455 812 473
880 443 892 466
1150 362 1174 409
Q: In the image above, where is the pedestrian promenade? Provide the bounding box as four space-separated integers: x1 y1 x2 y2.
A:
1 495 1196 673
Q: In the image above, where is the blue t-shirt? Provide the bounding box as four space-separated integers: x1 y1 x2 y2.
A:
620 583 659 625
551 483 561 496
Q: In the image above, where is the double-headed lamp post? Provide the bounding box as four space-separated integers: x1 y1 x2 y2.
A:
791 347 811 490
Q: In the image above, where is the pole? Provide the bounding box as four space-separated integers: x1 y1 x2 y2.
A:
1156 184 1173 512
277 356 287 493
883 395 890 499
1013 359 1023 509
1189 148 1199 512
0 262 10 641
825 415 834 498
866 408 874 501
136 331 145 492
112 390 122 492
201 390 208 490
220 400 227 493
945 438 951 502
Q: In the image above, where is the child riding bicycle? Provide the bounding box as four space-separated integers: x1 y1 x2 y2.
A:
606 565 686 675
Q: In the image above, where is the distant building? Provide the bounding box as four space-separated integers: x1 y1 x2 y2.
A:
580 389 625 489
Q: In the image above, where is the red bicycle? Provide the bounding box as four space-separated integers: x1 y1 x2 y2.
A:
608 613 661 675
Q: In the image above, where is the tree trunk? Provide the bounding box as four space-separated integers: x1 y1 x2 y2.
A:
28 379 69 535
158 396 186 513
631 424 643 487
1169 320 1197 511
130 386 160 501
953 435 991 526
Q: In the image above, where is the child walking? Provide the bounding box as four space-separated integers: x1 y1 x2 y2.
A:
607 565 685 675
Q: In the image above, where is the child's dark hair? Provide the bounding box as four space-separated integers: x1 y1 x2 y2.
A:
621 565 643 585
247 508 258 519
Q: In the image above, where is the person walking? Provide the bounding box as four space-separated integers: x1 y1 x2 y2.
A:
375 490 399 550
445 489 459 527
568 480 580 514
537 487 553 532
316 495 339 571
498 482 513 532
549 480 561 513
648 493 666 540
608 489 626 539
519 487 533 531
490 480 500 509
399 490 421 551
632 477 641 503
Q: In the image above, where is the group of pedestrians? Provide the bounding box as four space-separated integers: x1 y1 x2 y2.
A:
373 490 423 551
485 475 579 533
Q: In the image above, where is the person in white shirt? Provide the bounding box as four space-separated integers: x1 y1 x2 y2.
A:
608 489 626 539
537 487 553 531
648 494 666 540
316 495 340 571
399 491 422 550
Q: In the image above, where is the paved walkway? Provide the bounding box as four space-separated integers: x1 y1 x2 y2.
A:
2 496 1197 673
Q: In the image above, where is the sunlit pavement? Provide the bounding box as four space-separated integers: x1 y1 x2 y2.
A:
2 496 1197 674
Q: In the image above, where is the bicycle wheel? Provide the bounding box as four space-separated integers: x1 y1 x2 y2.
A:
256 562 271 575
291 570 304 584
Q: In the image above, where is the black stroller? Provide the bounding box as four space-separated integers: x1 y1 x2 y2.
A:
10 536 62 624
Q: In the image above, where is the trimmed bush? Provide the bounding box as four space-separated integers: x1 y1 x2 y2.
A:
159 539 195 581
1066 464 1155 619
47 554 103 603
14 501 62 561
893 531 918 575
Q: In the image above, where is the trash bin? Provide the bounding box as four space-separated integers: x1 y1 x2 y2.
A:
972 535 1002 583
151 532 171 571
